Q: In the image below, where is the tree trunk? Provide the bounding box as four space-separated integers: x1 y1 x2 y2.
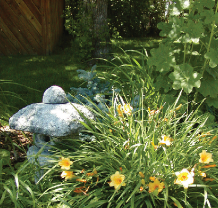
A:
90 0 110 59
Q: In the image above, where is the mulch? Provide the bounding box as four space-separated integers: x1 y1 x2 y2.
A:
0 124 33 165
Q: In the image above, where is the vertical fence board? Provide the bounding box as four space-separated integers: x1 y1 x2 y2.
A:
41 0 50 55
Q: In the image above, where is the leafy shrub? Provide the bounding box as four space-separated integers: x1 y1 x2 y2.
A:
64 0 110 61
108 0 166 37
147 0 218 108
64 0 94 61
40 92 218 207
67 65 116 112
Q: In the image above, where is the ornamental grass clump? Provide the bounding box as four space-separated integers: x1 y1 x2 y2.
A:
39 91 218 208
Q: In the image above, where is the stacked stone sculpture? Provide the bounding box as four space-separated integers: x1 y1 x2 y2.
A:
9 85 95 182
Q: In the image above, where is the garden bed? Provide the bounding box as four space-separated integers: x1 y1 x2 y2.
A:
0 124 33 165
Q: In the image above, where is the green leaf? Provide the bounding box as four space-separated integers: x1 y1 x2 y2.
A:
206 66 218 79
200 10 218 25
147 43 176 72
154 74 172 93
168 0 190 17
204 48 218 68
169 196 183 208
169 17 185 40
169 63 201 94
198 72 218 98
180 0 190 9
169 4 181 16
206 97 218 108
180 20 204 43
0 149 10 166
157 22 173 37
193 0 215 13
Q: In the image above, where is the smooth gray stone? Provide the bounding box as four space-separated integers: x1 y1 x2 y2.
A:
27 145 53 183
42 85 68 104
33 133 55 149
27 145 52 165
9 103 94 137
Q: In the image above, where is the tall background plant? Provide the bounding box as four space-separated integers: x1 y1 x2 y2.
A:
147 0 218 109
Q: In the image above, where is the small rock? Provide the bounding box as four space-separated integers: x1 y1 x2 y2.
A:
42 85 68 104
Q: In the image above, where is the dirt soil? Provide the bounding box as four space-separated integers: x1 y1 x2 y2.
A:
0 124 33 165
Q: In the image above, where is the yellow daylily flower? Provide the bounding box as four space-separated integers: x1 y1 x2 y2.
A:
61 171 75 181
148 178 165 194
149 176 156 181
174 169 194 189
109 171 126 190
123 103 133 116
159 135 172 146
117 104 123 117
139 172 145 178
59 157 73 170
199 150 214 164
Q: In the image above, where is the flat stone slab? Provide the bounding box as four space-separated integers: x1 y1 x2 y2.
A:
9 103 94 137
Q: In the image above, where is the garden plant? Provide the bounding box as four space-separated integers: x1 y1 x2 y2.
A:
147 0 218 109
1 0 218 207
37 88 218 207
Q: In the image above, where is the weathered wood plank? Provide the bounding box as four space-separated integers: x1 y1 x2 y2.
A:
50 2 57 50
57 0 64 40
0 1 40 54
0 1 34 54
0 29 18 55
23 0 41 24
7 0 42 54
41 0 51 55
14 0 42 35
32 0 41 11
0 15 28 54
42 0 64 54
0 0 64 55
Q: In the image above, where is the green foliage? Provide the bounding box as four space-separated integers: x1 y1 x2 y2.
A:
205 48 218 68
0 149 10 166
108 0 166 37
0 80 17 124
147 43 176 72
64 0 94 61
169 63 201 94
64 0 110 61
38 92 218 207
0 160 38 207
0 54 84 116
147 0 218 107
97 48 157 107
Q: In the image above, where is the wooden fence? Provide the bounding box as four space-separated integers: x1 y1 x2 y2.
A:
0 0 64 55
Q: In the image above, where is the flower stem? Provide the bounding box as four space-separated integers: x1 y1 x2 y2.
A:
184 188 187 205
193 2 218 104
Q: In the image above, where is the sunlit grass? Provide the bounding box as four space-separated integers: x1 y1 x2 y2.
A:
0 37 162 119
0 55 86 117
